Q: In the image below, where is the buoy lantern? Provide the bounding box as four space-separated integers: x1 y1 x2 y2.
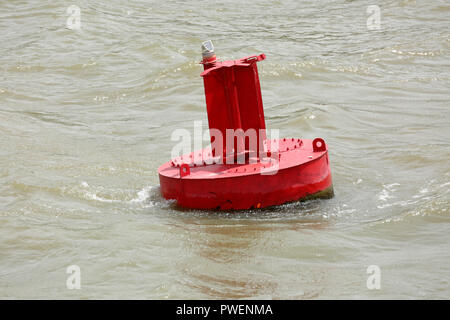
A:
158 41 333 210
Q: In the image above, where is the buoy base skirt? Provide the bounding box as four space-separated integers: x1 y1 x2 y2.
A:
158 138 333 210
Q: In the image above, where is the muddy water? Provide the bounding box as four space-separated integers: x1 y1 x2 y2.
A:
0 0 449 299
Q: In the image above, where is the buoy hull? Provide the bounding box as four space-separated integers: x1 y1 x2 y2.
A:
158 138 333 210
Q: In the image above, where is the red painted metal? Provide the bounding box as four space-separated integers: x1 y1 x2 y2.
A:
158 42 333 210
201 53 267 158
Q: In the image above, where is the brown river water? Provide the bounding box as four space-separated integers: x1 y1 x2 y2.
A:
0 0 449 299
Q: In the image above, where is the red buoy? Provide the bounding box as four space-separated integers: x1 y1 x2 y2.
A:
158 41 333 210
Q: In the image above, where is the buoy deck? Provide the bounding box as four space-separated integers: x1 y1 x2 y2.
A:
158 138 333 210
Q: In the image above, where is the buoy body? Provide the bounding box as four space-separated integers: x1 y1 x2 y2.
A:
158 42 333 210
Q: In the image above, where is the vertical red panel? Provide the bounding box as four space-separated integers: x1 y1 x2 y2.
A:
201 55 266 159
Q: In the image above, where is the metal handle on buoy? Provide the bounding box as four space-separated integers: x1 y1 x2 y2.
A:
201 40 216 64
313 138 326 152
